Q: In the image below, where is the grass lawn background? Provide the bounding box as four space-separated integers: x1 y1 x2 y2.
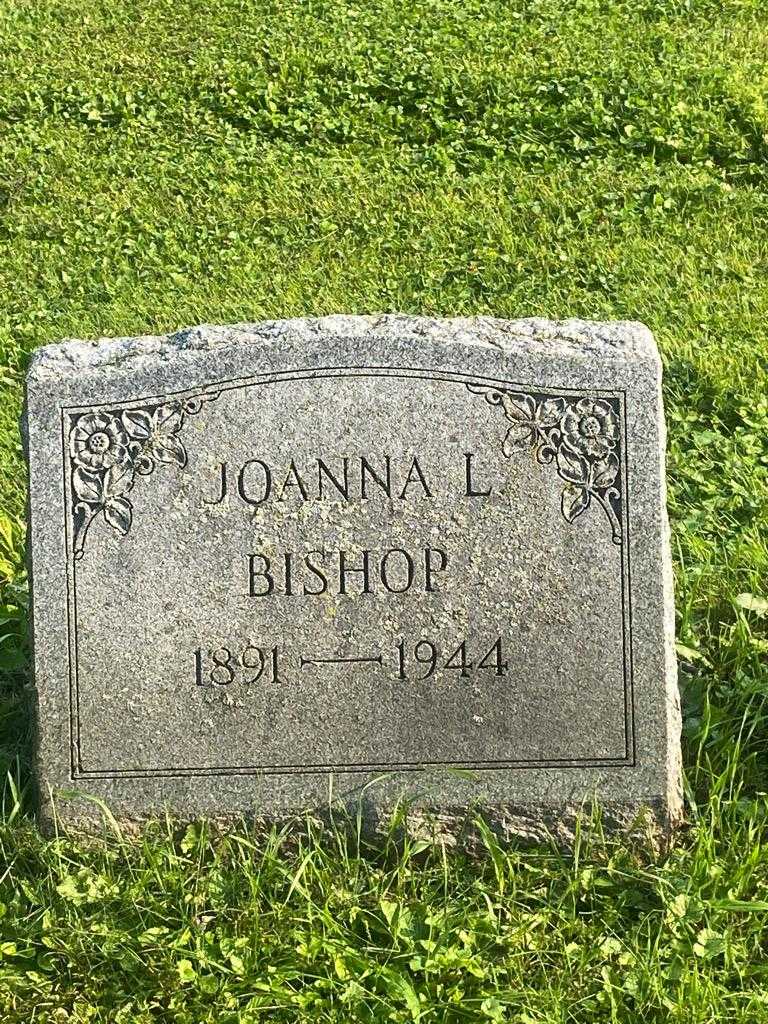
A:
1 0 768 1019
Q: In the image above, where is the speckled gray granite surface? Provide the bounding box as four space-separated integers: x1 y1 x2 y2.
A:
23 315 682 840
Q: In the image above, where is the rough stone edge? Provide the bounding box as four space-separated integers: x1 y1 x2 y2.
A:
39 792 677 853
26 314 658 381
655 345 685 831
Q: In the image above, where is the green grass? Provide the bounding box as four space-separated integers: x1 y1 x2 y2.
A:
1 0 768 1018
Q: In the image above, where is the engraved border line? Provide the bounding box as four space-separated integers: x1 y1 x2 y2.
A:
63 367 635 780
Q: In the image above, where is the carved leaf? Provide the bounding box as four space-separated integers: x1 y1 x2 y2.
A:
104 460 135 497
153 403 184 435
555 446 590 486
502 424 534 456
592 453 619 490
500 393 536 424
122 410 152 440
561 484 591 523
153 433 187 467
538 397 566 427
73 467 103 504
103 496 133 535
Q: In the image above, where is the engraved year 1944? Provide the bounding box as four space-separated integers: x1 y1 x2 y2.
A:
193 638 508 687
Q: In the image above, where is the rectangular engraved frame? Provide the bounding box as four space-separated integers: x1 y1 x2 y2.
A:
61 366 636 782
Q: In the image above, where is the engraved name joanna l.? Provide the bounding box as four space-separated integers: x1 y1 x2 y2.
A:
66 380 624 558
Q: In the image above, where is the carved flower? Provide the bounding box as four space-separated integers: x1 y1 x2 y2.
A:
560 399 618 459
70 412 129 470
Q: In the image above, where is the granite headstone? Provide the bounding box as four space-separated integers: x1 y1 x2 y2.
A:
24 316 682 839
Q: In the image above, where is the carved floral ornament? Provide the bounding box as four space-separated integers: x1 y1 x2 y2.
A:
67 380 623 558
68 392 219 559
467 385 623 544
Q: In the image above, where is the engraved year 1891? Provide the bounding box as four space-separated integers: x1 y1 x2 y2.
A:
194 644 284 687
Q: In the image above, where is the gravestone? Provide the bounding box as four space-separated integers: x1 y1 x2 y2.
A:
24 316 682 839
